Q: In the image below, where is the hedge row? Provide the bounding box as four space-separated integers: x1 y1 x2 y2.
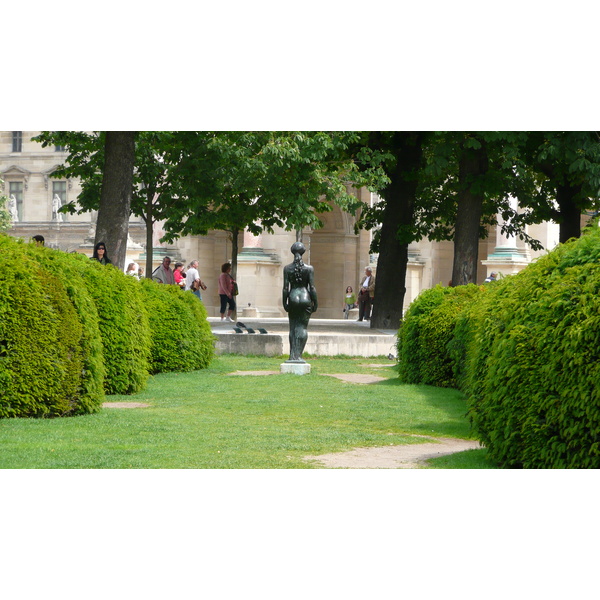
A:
0 234 215 418
397 283 484 388
397 223 600 468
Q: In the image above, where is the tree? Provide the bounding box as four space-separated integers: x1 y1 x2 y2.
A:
353 132 428 330
159 131 387 281
520 131 600 243
34 131 178 275
416 132 543 287
95 131 136 269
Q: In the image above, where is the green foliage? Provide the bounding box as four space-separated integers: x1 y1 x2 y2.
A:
160 131 386 243
0 235 101 417
458 224 600 467
397 284 484 388
23 244 106 413
138 279 215 374
81 260 152 395
0 234 217 419
399 224 600 467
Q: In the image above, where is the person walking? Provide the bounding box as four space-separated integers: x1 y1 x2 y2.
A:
152 256 175 284
357 266 375 321
185 259 205 300
218 262 236 321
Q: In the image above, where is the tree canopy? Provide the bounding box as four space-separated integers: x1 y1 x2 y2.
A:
32 130 600 328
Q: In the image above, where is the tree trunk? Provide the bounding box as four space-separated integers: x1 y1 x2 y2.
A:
452 142 488 286
145 190 156 278
556 183 582 243
95 131 136 270
370 132 425 330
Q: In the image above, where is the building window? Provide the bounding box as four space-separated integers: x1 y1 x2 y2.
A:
12 131 22 152
55 144 66 152
9 181 24 221
52 181 68 222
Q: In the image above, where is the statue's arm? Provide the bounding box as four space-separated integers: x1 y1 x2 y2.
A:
282 269 290 312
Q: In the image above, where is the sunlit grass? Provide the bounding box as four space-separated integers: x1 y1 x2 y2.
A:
424 448 499 469
0 355 482 469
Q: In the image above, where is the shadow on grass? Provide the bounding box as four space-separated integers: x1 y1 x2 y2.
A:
369 378 476 440
424 448 498 469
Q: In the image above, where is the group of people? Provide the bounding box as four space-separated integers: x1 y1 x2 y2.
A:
89 242 238 320
342 266 376 321
151 255 238 321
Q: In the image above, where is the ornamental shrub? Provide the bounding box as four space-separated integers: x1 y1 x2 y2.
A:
23 244 106 413
0 233 216 419
138 279 215 374
397 284 484 388
463 224 600 468
80 260 151 395
0 235 97 417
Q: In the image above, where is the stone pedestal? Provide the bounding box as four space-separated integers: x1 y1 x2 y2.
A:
280 362 311 375
242 306 258 318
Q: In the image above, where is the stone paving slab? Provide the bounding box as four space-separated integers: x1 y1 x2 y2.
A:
324 373 388 384
103 402 150 408
228 370 279 376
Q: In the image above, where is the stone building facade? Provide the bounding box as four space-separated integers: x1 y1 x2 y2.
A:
1 131 562 320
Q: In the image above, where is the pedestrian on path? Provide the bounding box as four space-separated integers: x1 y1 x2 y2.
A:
219 262 236 321
357 267 375 321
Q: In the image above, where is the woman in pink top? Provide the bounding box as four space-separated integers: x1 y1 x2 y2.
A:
218 262 236 322
173 262 186 288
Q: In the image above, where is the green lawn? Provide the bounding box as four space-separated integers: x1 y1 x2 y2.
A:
0 355 490 469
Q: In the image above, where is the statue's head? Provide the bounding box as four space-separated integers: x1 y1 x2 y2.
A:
291 242 305 256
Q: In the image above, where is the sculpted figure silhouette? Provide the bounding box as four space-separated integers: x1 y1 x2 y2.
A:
282 242 318 363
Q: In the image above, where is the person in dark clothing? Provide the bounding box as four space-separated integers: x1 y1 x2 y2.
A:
91 241 112 265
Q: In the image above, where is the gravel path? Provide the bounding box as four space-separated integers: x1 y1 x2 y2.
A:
303 437 481 469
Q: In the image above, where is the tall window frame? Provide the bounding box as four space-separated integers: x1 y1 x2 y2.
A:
12 131 22 152
9 181 24 221
52 180 68 221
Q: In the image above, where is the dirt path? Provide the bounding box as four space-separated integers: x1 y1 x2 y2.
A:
303 436 481 469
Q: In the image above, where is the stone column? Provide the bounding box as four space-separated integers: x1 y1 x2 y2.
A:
482 195 530 278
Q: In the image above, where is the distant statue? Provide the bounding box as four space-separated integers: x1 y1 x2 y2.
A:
126 233 143 249
282 242 318 362
52 194 63 222
86 221 96 243
8 195 18 222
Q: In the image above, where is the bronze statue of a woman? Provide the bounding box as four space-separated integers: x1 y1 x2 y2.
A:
282 242 318 363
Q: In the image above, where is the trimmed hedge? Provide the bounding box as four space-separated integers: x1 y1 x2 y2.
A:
398 223 600 468
81 260 151 395
397 284 484 388
0 236 98 417
461 227 600 468
0 233 215 418
24 243 106 412
139 279 215 374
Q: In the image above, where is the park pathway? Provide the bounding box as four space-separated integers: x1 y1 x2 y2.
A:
303 436 481 469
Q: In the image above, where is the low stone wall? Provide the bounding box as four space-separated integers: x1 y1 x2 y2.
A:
213 331 396 358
